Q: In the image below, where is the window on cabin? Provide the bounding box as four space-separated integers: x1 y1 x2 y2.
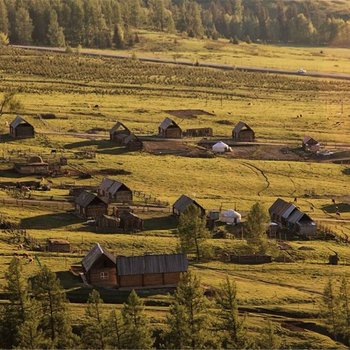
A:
100 271 109 280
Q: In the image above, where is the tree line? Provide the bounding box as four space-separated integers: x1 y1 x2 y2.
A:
0 257 282 349
0 0 349 49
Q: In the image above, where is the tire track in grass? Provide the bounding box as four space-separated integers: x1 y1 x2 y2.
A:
240 161 271 196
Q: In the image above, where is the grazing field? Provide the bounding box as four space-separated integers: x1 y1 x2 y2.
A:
0 46 349 348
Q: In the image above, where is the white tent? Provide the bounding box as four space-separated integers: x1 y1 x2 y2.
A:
212 141 231 153
219 209 241 225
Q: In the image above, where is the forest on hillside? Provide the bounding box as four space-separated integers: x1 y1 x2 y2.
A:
0 0 349 49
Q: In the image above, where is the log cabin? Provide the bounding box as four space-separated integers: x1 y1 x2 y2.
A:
158 117 182 139
10 116 35 139
232 121 255 142
98 178 133 204
75 191 108 219
173 194 206 217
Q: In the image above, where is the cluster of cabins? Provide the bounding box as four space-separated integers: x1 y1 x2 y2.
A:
74 178 143 233
79 243 188 289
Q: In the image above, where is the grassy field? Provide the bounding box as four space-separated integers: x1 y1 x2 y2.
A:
82 30 350 74
0 46 349 347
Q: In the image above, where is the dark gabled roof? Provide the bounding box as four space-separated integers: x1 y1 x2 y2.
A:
124 133 141 145
303 136 319 146
269 198 293 217
75 190 106 208
82 243 116 272
173 194 205 214
110 121 130 135
233 121 253 134
159 117 180 131
116 253 188 276
10 116 32 129
99 178 131 196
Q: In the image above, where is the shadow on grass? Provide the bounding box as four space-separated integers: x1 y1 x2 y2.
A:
343 168 350 175
21 212 81 229
322 203 350 214
0 134 13 143
64 139 131 155
143 214 178 231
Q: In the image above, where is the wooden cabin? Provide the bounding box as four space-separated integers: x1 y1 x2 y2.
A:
158 118 182 139
47 238 70 253
14 156 50 175
98 178 133 204
173 194 206 217
96 214 121 232
119 211 144 232
109 122 131 144
10 116 35 139
75 191 108 219
116 253 188 288
269 198 317 237
302 136 320 152
185 128 213 137
124 134 143 151
82 244 117 288
232 121 255 142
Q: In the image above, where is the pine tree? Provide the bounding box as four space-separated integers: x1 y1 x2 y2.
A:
216 276 248 348
0 0 8 35
14 6 33 44
338 276 350 340
321 278 341 338
82 289 107 349
165 272 212 349
244 202 269 253
106 309 124 349
31 265 77 348
121 289 153 349
257 320 281 349
47 10 65 47
177 204 210 261
113 23 125 49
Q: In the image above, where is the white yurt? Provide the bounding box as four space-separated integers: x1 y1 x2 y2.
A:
219 209 241 225
212 141 230 153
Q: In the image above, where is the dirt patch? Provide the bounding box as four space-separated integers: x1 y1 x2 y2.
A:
86 127 107 134
215 119 234 125
165 109 215 119
96 169 132 176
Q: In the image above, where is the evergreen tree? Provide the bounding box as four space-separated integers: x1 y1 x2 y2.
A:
113 23 125 49
32 265 77 348
256 320 281 349
244 202 269 253
106 309 124 349
121 289 153 349
216 276 248 348
177 204 210 261
165 272 212 349
338 276 350 340
14 6 33 44
0 0 8 35
82 289 107 349
47 10 65 46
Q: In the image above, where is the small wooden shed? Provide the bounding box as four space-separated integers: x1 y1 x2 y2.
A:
47 238 70 253
109 121 131 144
173 194 206 217
116 253 188 288
75 191 108 219
158 118 182 139
119 211 144 232
124 134 143 151
232 121 255 142
96 214 121 231
302 136 320 152
98 178 133 203
10 116 35 139
82 243 117 287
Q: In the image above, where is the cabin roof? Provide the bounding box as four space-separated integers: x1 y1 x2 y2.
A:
159 117 180 130
75 191 106 208
82 243 116 272
303 136 319 145
233 121 253 133
116 253 188 276
99 178 131 195
110 121 130 134
173 194 205 214
10 116 32 129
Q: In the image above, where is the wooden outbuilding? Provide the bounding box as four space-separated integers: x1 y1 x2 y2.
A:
75 191 108 219
110 121 131 144
47 238 70 253
14 155 50 175
10 116 35 139
269 198 317 236
173 194 206 217
158 118 182 139
96 214 121 232
185 128 213 137
119 211 144 232
98 178 133 204
124 134 143 151
232 121 255 142
82 243 117 287
302 136 320 152
116 253 188 288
